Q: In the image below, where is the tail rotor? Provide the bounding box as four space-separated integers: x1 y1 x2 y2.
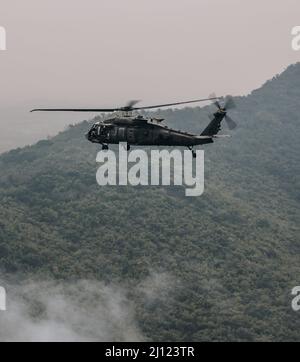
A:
209 93 237 130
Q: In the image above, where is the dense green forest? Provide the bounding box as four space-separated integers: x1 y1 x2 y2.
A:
0 64 299 341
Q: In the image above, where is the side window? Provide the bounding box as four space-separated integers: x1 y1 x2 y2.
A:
111 126 117 136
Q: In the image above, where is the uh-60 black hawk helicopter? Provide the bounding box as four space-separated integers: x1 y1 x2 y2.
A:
31 95 237 158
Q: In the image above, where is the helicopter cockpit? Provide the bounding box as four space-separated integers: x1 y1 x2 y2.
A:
86 122 110 142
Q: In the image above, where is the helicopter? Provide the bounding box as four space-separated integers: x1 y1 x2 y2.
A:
31 95 237 158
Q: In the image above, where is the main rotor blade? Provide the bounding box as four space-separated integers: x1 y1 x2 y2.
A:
131 97 221 111
30 96 221 113
30 108 119 113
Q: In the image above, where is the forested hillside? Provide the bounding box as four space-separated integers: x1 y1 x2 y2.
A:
0 64 299 341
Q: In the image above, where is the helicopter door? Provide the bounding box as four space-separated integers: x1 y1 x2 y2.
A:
127 128 136 144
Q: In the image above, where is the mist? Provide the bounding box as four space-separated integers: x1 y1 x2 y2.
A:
0 280 143 342
0 272 177 342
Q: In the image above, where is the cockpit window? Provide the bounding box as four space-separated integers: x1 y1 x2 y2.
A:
100 126 106 135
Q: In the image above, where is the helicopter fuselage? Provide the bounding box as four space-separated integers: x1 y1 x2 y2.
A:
86 116 214 147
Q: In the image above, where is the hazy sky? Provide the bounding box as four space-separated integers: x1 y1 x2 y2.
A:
0 0 299 151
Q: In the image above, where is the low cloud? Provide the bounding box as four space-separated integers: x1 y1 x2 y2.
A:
138 271 177 304
0 280 143 342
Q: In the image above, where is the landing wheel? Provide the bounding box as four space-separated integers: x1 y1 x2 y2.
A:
188 146 197 159
102 144 109 150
